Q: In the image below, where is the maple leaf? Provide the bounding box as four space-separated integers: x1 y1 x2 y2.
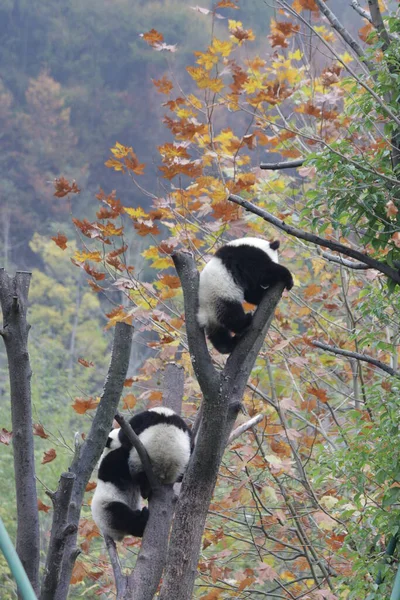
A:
33 423 49 439
79 518 100 541
104 158 125 172
216 0 239 8
51 233 68 250
73 250 102 263
54 177 80 198
105 306 133 329
123 393 137 409
42 448 57 464
85 481 97 492
124 377 135 387
83 264 105 281
152 75 174 95
124 151 145 175
38 499 51 513
134 220 161 237
110 141 131 158
140 29 164 47
70 561 89 585
159 274 181 289
386 200 398 218
307 386 329 403
292 0 319 12
72 397 99 414
78 358 94 368
107 245 128 259
0 428 12 445
391 232 400 248
359 22 375 44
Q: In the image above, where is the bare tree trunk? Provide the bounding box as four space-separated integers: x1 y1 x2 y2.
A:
0 269 40 595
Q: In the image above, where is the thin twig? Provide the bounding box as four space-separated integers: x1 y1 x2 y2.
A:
228 414 264 443
321 252 370 270
312 340 400 378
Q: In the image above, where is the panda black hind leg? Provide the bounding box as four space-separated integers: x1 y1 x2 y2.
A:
216 298 252 334
105 502 149 538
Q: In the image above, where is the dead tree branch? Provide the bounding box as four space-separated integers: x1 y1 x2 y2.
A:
228 414 264 443
260 159 304 170
0 269 40 595
312 340 400 379
228 194 400 284
350 0 372 23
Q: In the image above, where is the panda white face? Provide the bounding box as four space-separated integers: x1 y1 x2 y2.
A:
226 237 279 264
104 428 122 454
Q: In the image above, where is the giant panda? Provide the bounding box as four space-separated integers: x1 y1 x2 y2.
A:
197 237 293 354
91 429 149 541
118 406 192 499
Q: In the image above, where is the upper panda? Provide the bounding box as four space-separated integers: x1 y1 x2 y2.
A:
197 237 293 354
117 407 192 500
91 429 149 541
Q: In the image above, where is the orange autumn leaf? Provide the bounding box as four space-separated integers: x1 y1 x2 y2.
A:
42 448 57 464
85 481 97 492
54 177 80 198
78 358 94 368
0 428 12 445
88 280 103 292
33 423 49 439
303 283 322 298
134 221 161 237
359 22 374 44
124 377 135 387
72 397 99 414
159 274 181 289
216 0 239 7
38 499 51 513
152 76 174 94
105 306 133 329
307 387 329 403
79 518 100 541
292 0 319 12
51 233 68 250
70 561 89 585
122 393 137 409
141 29 164 47
83 264 106 281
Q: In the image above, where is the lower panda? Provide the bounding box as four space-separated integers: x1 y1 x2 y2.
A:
197 237 293 354
91 407 192 541
119 406 192 500
91 430 149 541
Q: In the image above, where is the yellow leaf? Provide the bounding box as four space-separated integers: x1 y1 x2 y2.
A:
124 207 148 219
195 51 219 71
288 49 302 61
211 38 233 57
110 142 131 158
338 51 354 64
104 158 125 172
73 250 102 263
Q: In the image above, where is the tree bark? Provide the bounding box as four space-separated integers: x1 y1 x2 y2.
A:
157 252 285 600
0 269 40 595
52 322 134 600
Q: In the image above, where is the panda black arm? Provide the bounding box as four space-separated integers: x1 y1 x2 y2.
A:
260 263 293 291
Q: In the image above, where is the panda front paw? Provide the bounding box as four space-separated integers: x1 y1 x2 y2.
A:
285 271 294 291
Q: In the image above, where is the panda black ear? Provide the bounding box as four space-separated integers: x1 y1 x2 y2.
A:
270 240 280 250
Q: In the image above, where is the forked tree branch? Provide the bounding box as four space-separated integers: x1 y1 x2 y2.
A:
228 194 400 284
0 269 40 595
368 0 391 50
350 0 372 23
52 322 134 600
158 252 284 600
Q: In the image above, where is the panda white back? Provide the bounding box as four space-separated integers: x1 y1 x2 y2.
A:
126 407 192 485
